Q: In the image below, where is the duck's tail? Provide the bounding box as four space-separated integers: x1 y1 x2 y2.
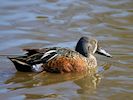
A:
8 57 44 72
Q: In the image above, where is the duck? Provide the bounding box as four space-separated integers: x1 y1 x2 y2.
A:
9 36 112 73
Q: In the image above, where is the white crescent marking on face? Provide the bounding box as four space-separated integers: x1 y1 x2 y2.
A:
93 41 97 54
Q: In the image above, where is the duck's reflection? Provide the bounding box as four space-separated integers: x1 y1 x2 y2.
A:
5 63 111 93
5 72 100 91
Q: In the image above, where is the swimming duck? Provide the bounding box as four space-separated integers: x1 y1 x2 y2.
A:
9 36 112 73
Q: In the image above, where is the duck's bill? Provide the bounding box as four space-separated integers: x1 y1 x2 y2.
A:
96 47 112 58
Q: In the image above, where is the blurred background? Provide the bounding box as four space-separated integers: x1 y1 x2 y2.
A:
0 0 133 100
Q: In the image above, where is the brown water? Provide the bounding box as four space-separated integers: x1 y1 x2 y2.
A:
0 0 133 100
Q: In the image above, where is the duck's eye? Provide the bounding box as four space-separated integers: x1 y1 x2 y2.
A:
91 40 96 45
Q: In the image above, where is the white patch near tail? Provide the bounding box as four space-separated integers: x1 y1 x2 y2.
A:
32 63 43 72
41 50 57 59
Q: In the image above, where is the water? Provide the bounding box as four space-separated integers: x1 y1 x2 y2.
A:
0 0 133 100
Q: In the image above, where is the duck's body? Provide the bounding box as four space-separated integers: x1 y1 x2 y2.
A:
9 37 112 73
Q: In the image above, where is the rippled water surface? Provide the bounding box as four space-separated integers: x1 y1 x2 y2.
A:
0 0 133 100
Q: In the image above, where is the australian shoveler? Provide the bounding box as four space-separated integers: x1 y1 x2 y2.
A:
9 36 112 73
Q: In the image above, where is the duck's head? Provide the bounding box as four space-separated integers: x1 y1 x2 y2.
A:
75 36 112 57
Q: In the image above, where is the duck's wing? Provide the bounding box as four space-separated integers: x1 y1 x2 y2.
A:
9 48 59 72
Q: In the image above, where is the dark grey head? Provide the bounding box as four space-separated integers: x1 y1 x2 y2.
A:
75 37 112 57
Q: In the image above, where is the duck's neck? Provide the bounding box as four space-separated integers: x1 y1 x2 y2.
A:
75 41 89 57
